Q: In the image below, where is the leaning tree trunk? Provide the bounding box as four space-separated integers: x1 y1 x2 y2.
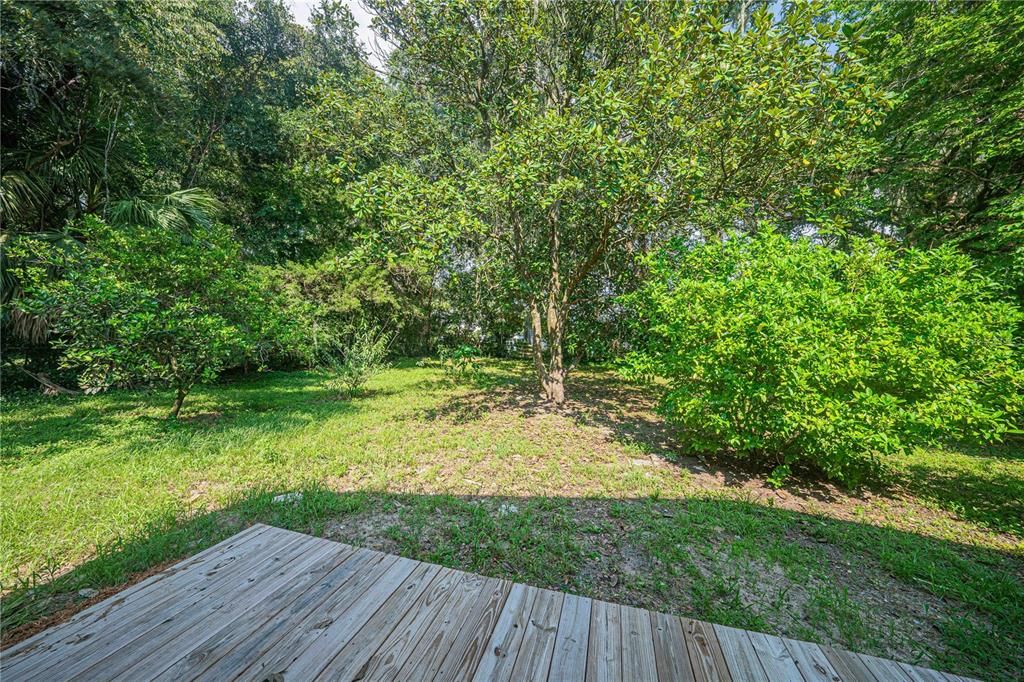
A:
169 387 188 419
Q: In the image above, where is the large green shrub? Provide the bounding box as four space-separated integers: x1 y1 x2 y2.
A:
624 232 1023 484
18 216 288 417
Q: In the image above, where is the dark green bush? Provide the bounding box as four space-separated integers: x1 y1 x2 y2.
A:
624 232 1023 484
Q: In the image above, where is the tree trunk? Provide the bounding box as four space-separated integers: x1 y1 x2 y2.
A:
528 299 565 403
528 305 566 403
169 387 188 419
526 200 568 404
544 312 566 403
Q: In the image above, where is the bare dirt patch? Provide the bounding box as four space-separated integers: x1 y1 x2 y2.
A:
0 557 180 650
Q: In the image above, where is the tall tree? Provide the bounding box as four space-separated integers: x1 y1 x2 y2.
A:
850 0 1024 300
358 0 884 402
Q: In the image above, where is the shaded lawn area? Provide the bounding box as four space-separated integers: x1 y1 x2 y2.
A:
1 360 1022 679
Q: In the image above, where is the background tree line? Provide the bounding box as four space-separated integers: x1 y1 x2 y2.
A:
2 0 1021 481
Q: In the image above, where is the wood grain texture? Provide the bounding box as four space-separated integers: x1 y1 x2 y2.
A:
714 625 766 682
898 661 954 682
586 599 622 682
191 545 382 681
105 533 331 681
395 570 494 680
822 645 878 682
26 527 314 682
358 568 470 680
858 653 915 681
435 577 513 682
508 588 564 682
747 631 803 681
2 523 270 675
548 593 592 682
621 604 658 681
2 526 970 682
266 554 419 680
651 611 695 682
472 582 537 682
684 618 733 682
314 561 442 679
782 638 842 682
230 550 400 680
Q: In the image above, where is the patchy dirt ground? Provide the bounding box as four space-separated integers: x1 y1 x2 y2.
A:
316 494 980 669
4 363 1021 678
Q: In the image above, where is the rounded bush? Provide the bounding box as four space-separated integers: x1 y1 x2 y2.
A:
624 232 1024 484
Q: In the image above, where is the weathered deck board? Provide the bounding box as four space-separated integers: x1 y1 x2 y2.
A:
2 523 270 676
683 616 732 682
1 524 972 681
783 638 842 681
586 598 622 681
715 625 768 682
152 544 359 679
651 611 695 681
361 568 468 679
473 581 536 681
549 593 592 681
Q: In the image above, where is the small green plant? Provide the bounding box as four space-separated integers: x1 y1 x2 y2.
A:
438 344 483 382
324 325 393 398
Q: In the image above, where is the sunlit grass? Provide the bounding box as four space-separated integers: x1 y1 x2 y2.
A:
2 360 1021 678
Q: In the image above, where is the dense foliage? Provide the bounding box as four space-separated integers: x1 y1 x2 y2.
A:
848 0 1024 302
16 215 286 416
625 233 1023 483
1 0 1021 475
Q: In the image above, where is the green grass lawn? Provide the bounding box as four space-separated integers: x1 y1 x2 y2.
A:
2 360 1022 679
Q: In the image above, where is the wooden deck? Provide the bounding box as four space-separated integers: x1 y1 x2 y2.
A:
1 524 971 681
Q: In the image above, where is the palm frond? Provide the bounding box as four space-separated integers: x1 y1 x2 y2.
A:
108 188 223 232
0 171 46 222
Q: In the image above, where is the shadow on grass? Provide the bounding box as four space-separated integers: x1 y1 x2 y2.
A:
0 372 364 466
420 362 1024 526
421 365 868 506
1 487 1021 680
893 436 1024 538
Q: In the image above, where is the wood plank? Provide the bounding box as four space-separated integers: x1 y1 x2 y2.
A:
650 611 696 682
822 646 878 682
101 534 335 681
858 653 914 681
586 599 622 682
782 638 842 682
136 543 359 679
472 583 537 681
1 523 269 669
621 604 658 681
356 568 470 680
311 561 443 679
508 588 564 682
17 527 309 681
224 548 398 680
714 625 767 682
898 662 953 682
2 526 974 682
683 618 731 682
548 593 592 682
395 572 498 680
241 552 415 680
747 631 803 680
435 577 513 682
183 545 383 680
